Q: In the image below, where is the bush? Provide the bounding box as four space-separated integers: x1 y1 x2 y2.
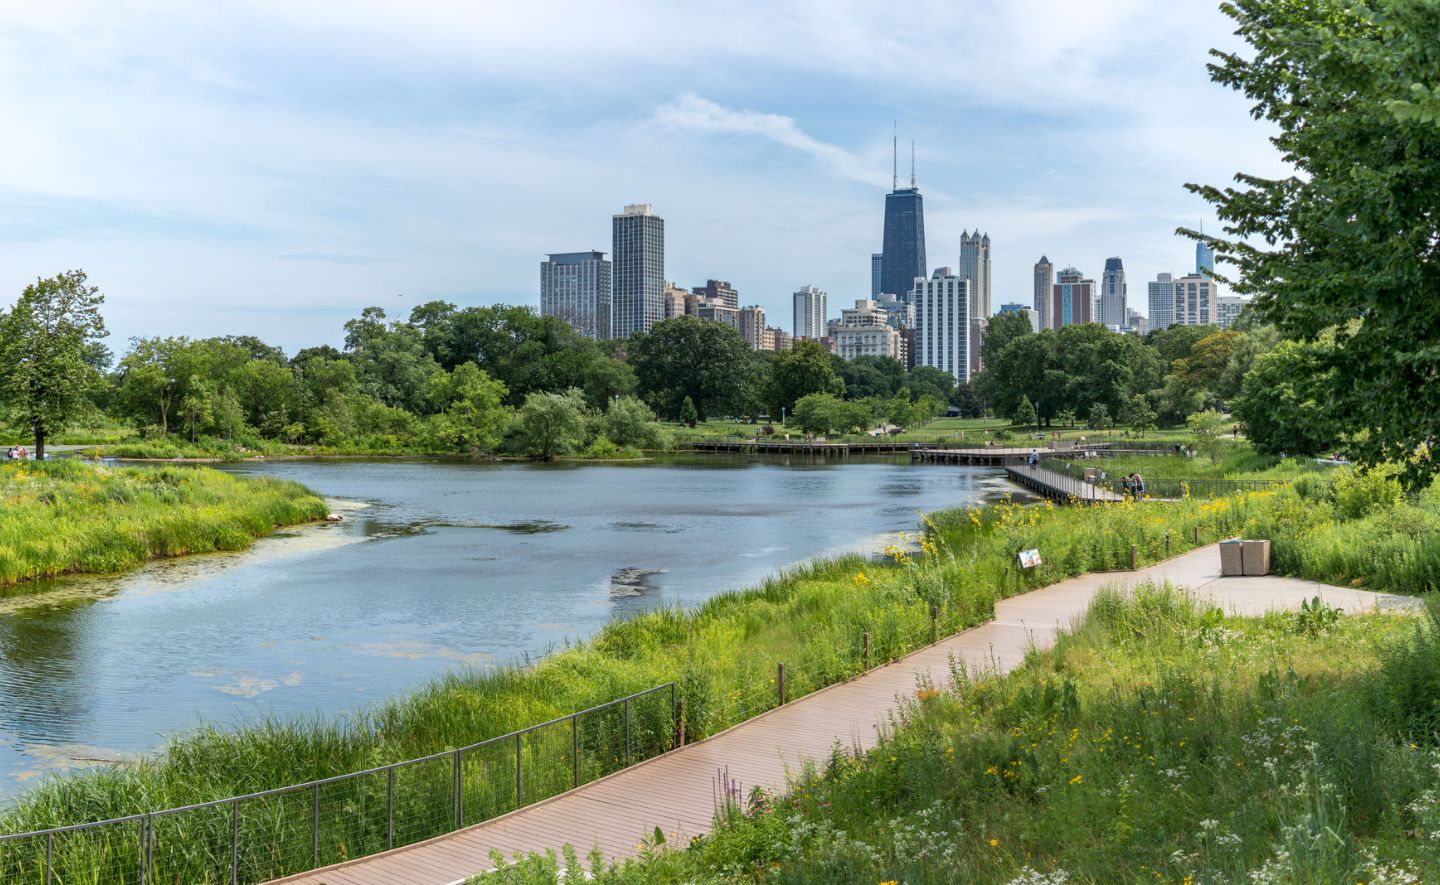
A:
1372 598 1440 741
1332 465 1404 519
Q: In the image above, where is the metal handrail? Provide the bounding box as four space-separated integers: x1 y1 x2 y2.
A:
0 682 676 884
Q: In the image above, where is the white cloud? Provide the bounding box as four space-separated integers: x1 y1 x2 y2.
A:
0 1 1286 348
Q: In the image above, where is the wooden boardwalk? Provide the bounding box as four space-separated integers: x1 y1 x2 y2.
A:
271 546 1418 884
1004 463 1124 502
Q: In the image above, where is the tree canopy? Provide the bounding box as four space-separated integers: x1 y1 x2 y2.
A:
1190 0 1440 486
0 270 108 458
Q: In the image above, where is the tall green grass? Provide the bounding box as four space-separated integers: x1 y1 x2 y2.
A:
0 491 1283 882
0 460 328 586
482 587 1438 883
8 474 1436 882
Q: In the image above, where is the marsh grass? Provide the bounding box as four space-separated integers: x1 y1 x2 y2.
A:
481 586 1439 884
7 478 1436 882
0 460 327 586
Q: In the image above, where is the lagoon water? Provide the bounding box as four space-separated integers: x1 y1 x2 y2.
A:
0 455 1016 799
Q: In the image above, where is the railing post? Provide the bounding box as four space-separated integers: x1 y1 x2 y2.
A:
624 698 632 767
311 783 319 867
777 662 786 705
1193 525 1200 545
1165 531 1171 557
453 748 463 829
863 630 870 669
930 604 939 642
515 732 523 809
572 715 580 787
386 767 395 850
138 815 147 885
45 831 53 885
1130 544 1138 570
230 799 239 885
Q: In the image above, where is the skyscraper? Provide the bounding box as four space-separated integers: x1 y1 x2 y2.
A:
870 253 883 297
1196 241 1215 276
1033 256 1054 330
792 285 827 339
540 251 612 339
1147 272 1175 330
1100 257 1127 328
879 139 926 298
1051 267 1095 327
611 203 664 338
958 231 991 374
912 267 970 382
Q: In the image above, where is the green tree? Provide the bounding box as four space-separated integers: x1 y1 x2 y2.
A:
767 340 845 418
1188 0 1440 486
426 363 511 455
903 366 956 405
1121 394 1157 437
835 355 904 400
1187 408 1229 463
979 309 1035 372
630 317 756 421
1088 403 1111 430
678 396 698 428
343 307 439 413
114 337 190 435
179 375 215 441
603 395 667 449
791 393 872 435
0 270 108 458
1012 395 1038 431
1232 339 1334 457
515 389 588 460
1055 408 1077 428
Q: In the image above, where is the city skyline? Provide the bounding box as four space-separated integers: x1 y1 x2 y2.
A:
0 3 1283 354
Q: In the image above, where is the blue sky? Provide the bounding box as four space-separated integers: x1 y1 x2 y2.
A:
0 1 1286 355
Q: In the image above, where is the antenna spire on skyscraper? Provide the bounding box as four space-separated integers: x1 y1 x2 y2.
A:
910 140 915 188
892 121 898 191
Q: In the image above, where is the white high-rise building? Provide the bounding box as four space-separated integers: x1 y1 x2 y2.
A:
1171 273 1217 326
1148 273 1175 330
1101 257 1127 328
540 251 612 339
958 231 991 374
792 285 827 339
833 299 903 361
1033 256 1054 330
611 204 664 338
912 267 971 382
1216 294 1248 329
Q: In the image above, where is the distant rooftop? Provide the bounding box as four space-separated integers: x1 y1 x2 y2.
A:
546 251 606 264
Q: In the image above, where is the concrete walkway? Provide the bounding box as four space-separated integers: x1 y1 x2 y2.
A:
272 545 1418 885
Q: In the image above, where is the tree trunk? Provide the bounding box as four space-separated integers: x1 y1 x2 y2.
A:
34 427 45 462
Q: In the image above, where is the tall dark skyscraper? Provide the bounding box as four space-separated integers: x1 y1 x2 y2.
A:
879 138 926 298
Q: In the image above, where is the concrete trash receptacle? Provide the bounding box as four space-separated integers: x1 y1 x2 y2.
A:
1242 539 1272 576
1220 540 1245 576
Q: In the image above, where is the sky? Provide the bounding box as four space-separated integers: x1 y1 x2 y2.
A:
0 1 1289 356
